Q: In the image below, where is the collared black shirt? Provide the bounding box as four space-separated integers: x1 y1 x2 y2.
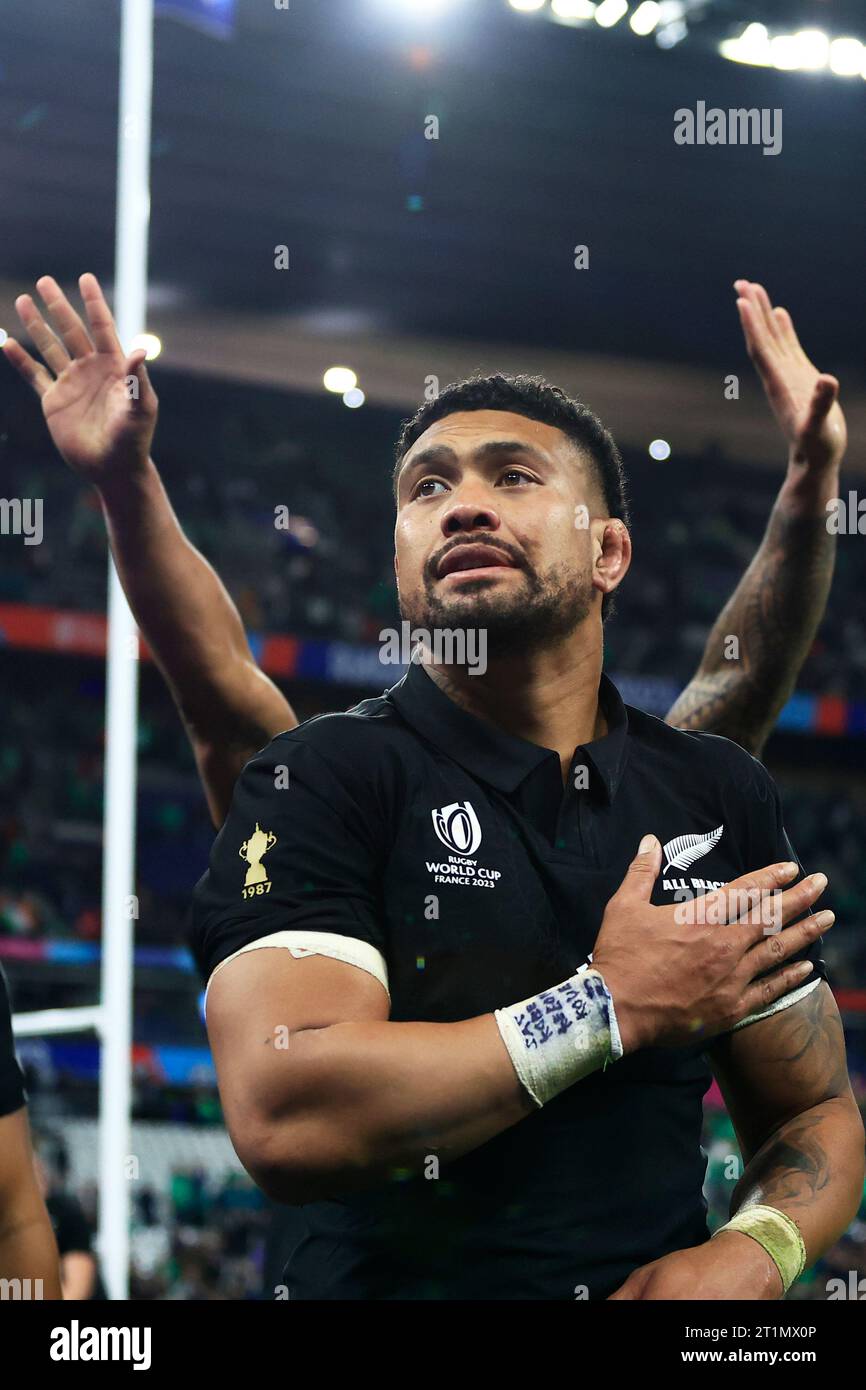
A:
0 966 26 1119
191 662 826 1300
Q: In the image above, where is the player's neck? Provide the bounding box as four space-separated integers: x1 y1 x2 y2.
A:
424 632 606 782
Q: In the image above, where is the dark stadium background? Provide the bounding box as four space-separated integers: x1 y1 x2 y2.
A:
0 0 864 1299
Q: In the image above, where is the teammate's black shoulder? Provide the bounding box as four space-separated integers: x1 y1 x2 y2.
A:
0 965 27 1118
626 701 773 794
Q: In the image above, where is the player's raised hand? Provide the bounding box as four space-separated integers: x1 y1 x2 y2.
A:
2 273 158 482
734 279 847 473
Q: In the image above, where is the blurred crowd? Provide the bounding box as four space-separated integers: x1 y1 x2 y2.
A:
34 1133 270 1302
129 1169 269 1301
2 372 865 693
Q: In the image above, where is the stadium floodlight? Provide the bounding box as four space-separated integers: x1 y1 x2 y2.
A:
323 366 358 393
724 24 863 78
508 0 547 12
656 18 687 48
551 0 596 20
828 36 864 77
129 331 162 360
343 387 366 408
649 439 671 460
630 1 659 36
769 34 802 71
790 29 830 71
594 0 628 27
652 1 686 48
719 22 771 67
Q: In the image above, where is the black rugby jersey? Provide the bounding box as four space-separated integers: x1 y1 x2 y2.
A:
0 966 26 1119
191 662 827 1300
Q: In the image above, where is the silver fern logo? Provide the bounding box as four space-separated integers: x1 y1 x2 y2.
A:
662 825 724 874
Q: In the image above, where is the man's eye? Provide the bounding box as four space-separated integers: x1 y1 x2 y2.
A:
414 478 448 498
499 469 534 486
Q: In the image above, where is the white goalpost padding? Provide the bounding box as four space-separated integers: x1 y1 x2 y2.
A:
96 0 154 1301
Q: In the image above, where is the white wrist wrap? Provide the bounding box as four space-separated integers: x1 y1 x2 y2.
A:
712 1204 807 1293
494 968 623 1108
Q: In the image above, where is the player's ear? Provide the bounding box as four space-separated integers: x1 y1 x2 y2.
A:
393 552 399 580
591 518 631 598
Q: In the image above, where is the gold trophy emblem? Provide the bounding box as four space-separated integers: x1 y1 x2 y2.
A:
239 823 277 892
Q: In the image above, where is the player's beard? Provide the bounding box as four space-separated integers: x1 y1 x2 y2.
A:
399 557 595 659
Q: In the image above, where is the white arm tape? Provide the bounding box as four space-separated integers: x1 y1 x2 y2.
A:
730 974 821 1033
494 968 622 1109
204 930 390 1016
712 1204 806 1293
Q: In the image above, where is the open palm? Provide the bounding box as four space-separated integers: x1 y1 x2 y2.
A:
735 280 846 472
2 272 157 481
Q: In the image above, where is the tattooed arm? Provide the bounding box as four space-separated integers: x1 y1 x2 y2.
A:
665 482 838 755
610 983 864 1300
708 983 864 1290
2 274 296 828
666 282 847 756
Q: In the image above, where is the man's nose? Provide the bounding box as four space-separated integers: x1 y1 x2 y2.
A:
441 500 501 537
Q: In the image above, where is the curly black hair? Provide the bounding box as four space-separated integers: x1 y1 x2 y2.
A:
393 372 630 620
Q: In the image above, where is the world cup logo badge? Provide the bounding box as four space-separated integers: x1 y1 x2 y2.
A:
431 801 482 856
239 823 277 888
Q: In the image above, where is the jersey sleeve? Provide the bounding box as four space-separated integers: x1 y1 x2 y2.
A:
731 755 828 1032
189 732 388 986
52 1195 94 1256
0 967 27 1118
